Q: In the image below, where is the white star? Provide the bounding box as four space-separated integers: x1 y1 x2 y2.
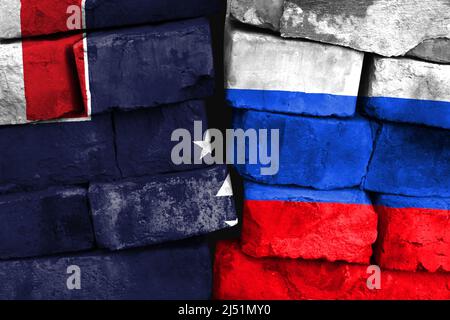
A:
193 130 213 160
216 174 233 197
225 219 239 227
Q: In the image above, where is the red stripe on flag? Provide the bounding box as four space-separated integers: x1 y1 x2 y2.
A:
20 0 83 37
214 240 450 300
375 205 450 272
22 34 88 121
242 200 377 263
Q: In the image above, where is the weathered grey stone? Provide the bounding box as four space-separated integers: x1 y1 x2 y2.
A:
230 0 284 31
280 0 450 57
365 57 450 102
407 39 450 64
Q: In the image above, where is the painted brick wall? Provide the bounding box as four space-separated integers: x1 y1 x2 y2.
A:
214 0 450 300
0 0 449 300
0 0 236 300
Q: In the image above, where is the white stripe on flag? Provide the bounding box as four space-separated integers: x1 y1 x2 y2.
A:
0 42 27 125
0 0 22 39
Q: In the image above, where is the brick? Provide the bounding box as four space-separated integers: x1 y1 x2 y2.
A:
241 181 377 263
74 19 214 115
0 240 211 300
214 241 450 300
89 166 236 250
113 101 208 178
225 23 364 117
229 0 284 31
280 0 450 57
0 0 220 39
362 57 450 129
0 114 119 191
364 124 450 197
0 187 93 259
407 39 450 64
233 109 376 189
374 194 450 273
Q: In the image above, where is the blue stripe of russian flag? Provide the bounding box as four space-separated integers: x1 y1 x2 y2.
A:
244 181 372 205
226 89 358 117
362 96 450 129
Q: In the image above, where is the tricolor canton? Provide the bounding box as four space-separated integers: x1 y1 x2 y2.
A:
0 18 213 125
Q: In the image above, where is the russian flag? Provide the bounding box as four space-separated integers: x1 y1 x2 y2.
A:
225 24 364 117
0 18 213 125
0 0 219 39
241 181 377 264
362 56 450 129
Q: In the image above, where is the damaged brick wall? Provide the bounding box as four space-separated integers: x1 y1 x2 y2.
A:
0 0 236 300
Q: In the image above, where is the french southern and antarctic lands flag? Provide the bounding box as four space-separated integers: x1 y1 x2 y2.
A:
0 14 214 125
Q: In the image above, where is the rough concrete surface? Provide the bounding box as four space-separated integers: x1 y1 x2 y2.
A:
280 0 450 57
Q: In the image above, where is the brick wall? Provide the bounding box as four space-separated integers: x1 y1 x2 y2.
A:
0 0 236 300
0 0 449 300
214 0 450 300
